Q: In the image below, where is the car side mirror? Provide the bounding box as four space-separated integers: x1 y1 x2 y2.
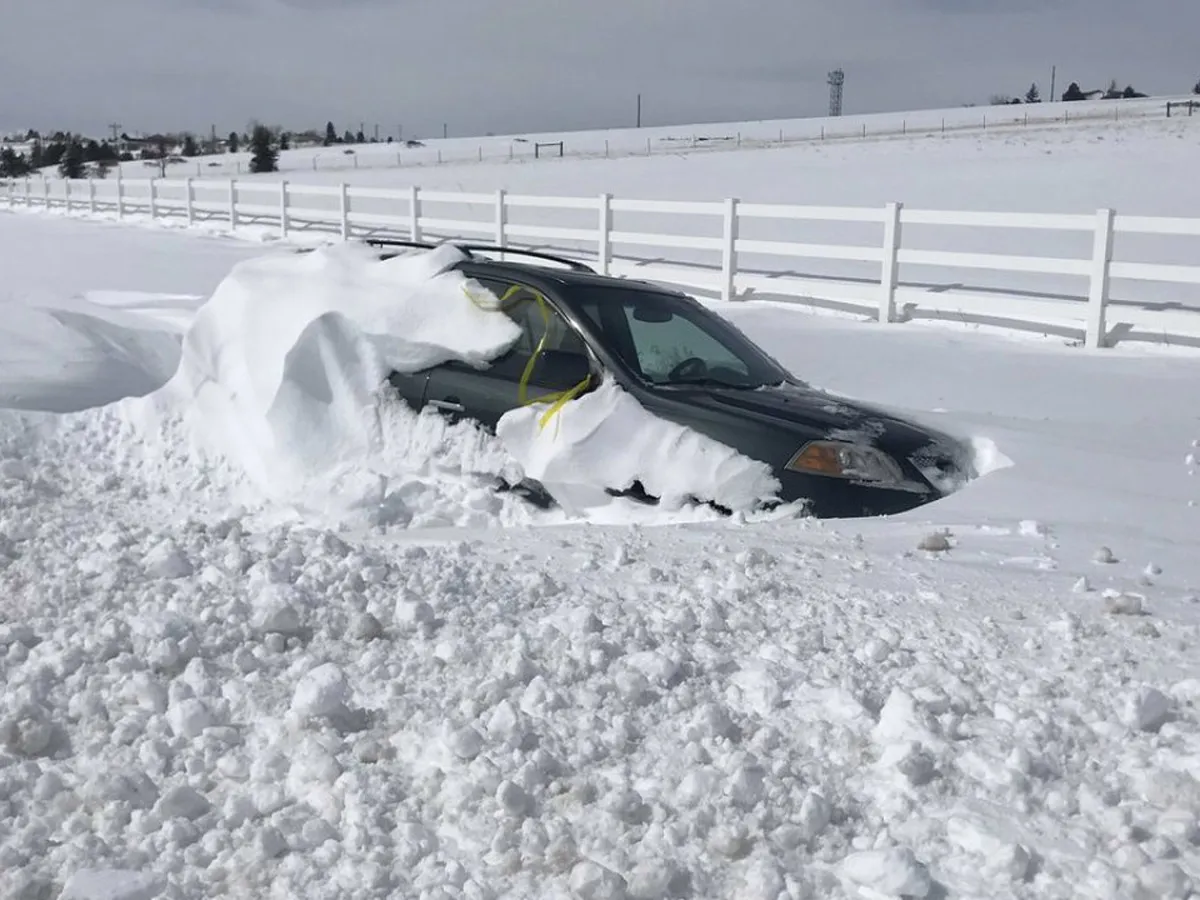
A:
529 349 592 391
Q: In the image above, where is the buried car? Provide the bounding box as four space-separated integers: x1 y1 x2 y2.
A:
377 241 977 518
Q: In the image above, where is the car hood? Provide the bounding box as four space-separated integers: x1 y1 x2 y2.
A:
681 380 955 451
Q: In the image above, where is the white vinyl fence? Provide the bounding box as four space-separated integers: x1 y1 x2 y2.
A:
5 175 1200 350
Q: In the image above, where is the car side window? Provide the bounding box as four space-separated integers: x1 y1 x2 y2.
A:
467 278 588 386
477 278 586 357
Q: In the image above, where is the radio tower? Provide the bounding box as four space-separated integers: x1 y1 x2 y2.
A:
827 69 845 117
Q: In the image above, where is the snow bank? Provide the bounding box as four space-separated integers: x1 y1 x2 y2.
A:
128 242 520 508
498 380 781 514
102 242 783 524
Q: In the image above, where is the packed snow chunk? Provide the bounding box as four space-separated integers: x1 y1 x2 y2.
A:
133 242 521 503
839 847 933 898
59 870 165 900
292 662 354 720
497 379 781 513
569 860 628 900
1123 686 1174 732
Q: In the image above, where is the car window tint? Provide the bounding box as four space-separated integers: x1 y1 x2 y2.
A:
621 306 750 381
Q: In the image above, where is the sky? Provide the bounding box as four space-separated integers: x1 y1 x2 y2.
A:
2 0 1198 140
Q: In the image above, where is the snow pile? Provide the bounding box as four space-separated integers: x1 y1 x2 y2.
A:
497 380 782 515
90 242 786 524
2 480 1199 899
124 242 520 511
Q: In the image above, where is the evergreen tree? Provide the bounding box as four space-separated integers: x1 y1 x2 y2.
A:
1062 82 1086 102
227 131 240 153
343 129 354 144
58 139 86 179
1024 83 1040 103
1194 79 1200 95
248 124 278 173
324 121 338 145
279 131 291 151
0 147 31 177
355 129 366 143
28 139 44 169
182 133 199 156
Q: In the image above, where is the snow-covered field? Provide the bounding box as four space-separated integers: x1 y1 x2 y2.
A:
3 132 1200 900
113 95 1182 181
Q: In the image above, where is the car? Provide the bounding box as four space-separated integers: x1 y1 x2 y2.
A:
374 240 977 518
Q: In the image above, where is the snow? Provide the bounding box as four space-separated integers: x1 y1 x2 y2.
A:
3 123 1200 899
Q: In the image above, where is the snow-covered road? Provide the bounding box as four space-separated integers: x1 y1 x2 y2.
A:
2 214 1199 900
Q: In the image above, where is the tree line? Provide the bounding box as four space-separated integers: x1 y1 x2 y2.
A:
989 77 1200 106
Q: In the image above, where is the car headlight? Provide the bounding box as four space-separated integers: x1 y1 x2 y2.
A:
785 440 929 493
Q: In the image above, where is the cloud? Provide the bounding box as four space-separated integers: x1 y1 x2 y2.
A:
1 0 1197 138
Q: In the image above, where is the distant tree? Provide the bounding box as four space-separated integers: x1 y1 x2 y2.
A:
0 146 32 177
1194 79 1200 95
42 141 67 168
386 135 393 143
1062 82 1086 102
58 139 86 179
355 129 366 143
1024 83 1041 103
342 129 354 143
182 133 199 156
248 123 278 173
227 131 239 153
324 121 338 145
1122 85 1147 99
1102 79 1122 99
279 131 291 151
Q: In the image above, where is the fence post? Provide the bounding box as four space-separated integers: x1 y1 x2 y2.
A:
88 178 97 215
720 197 739 302
597 193 612 275
338 182 350 240
64 179 72 214
115 173 124 218
494 189 507 247
184 178 194 225
409 185 422 241
879 202 903 323
43 178 49 208
1085 208 1115 349
279 180 289 238
228 179 238 228
148 179 157 219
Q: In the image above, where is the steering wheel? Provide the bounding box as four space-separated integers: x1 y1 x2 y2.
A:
667 356 708 381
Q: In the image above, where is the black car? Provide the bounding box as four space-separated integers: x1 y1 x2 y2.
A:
376 241 976 518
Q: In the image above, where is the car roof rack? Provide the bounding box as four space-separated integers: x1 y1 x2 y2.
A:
362 238 596 274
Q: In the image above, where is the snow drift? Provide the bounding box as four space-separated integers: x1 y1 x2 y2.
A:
114 242 781 523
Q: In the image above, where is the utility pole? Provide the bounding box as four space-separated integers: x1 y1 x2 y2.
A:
443 123 448 139
1050 65 1057 103
636 93 642 128
398 124 403 142
373 124 379 141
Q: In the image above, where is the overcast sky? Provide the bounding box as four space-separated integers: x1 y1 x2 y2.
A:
3 0 1197 140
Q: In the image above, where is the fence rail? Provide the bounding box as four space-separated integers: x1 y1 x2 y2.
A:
4 175 1200 350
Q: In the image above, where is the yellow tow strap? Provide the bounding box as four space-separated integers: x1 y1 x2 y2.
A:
462 282 592 432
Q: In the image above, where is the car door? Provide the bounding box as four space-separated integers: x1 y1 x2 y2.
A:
423 277 592 431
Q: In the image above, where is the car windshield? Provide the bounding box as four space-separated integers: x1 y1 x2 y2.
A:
571 285 789 389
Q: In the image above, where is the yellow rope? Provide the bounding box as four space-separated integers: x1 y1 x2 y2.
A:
461 282 591 431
